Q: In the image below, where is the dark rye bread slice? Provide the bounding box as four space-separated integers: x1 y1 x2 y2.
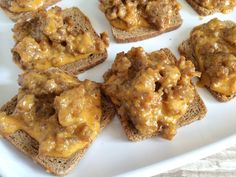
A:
116 48 207 141
0 94 116 176
111 14 182 43
0 0 60 22
179 38 236 102
12 7 108 75
186 0 235 16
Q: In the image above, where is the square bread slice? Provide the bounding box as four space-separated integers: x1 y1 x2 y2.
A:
12 7 108 75
0 0 60 22
118 48 207 141
186 0 235 16
100 1 182 43
179 37 236 102
103 48 207 141
0 94 115 176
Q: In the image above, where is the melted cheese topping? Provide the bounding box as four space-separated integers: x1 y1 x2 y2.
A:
103 47 199 139
12 6 109 71
9 0 45 13
110 16 150 31
190 18 236 96
109 3 151 31
195 0 236 13
0 71 102 158
100 0 180 31
14 36 96 70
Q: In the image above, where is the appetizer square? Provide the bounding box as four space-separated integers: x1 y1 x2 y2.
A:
0 68 115 175
179 18 236 102
99 0 182 43
12 6 109 75
102 47 206 141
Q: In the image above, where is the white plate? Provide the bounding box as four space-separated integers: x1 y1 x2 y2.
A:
0 1 236 177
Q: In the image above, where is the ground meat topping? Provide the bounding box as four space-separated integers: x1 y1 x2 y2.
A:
0 69 102 158
190 18 236 96
103 47 199 139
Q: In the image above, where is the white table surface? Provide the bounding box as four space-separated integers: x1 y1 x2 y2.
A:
156 145 236 177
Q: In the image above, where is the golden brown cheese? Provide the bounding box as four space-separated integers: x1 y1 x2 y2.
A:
9 0 45 13
189 18 236 96
102 47 199 139
99 0 181 31
194 0 236 13
12 7 109 71
0 70 102 158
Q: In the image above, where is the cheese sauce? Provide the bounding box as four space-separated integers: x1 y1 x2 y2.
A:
0 70 102 158
190 18 236 96
9 0 45 13
102 47 199 139
12 7 109 71
100 0 181 31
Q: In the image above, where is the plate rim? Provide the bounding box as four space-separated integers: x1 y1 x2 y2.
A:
117 135 236 177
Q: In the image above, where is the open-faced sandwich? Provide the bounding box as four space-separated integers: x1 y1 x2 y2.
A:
0 0 60 21
179 18 236 102
12 6 109 75
99 0 182 43
186 0 236 16
102 47 207 141
0 68 115 175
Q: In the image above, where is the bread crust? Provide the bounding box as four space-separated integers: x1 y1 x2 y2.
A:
0 93 116 176
0 0 60 22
